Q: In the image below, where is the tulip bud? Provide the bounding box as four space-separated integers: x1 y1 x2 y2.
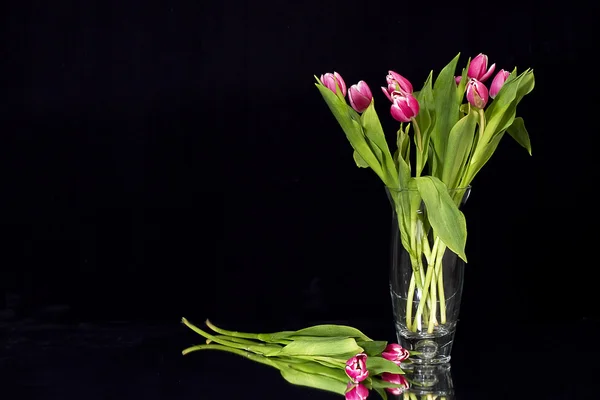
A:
345 382 370 400
455 76 462 86
348 81 373 113
345 353 369 383
381 373 410 395
467 53 496 83
381 343 410 366
386 70 413 94
466 78 489 109
390 93 419 122
489 69 510 99
320 72 347 97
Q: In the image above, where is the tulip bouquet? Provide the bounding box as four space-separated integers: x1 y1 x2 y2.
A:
315 53 534 337
182 318 411 399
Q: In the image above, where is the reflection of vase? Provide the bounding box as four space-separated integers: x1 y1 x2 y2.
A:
398 364 454 399
387 187 471 365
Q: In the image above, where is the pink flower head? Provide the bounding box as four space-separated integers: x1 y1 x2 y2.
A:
455 76 462 86
348 80 373 113
320 72 347 97
345 382 370 400
345 353 369 383
390 92 419 122
467 53 496 83
466 78 489 109
381 343 410 366
381 373 410 395
386 70 413 95
489 69 510 99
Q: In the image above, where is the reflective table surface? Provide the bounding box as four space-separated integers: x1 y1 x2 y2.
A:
1 314 598 399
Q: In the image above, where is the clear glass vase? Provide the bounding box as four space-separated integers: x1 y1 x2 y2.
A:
387 186 471 365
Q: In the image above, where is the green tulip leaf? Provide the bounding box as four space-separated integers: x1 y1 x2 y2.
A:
315 81 386 183
441 109 478 189
353 150 370 168
370 377 407 390
365 356 404 375
282 361 349 383
280 367 348 395
374 387 389 400
361 100 399 187
278 337 364 357
415 176 468 262
506 117 532 155
414 70 435 176
430 53 461 172
285 324 372 341
357 340 388 357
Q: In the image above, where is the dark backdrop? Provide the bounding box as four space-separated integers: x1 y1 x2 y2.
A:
1 0 597 345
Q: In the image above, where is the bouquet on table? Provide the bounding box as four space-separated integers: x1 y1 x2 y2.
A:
315 53 534 359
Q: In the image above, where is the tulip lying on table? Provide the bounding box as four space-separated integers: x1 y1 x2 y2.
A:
181 318 411 399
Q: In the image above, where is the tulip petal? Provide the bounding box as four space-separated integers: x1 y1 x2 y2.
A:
480 63 496 83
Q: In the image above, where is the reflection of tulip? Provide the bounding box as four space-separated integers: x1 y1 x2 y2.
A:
381 343 410 366
348 81 373 113
466 78 489 109
386 70 413 94
390 93 420 123
381 373 410 395
489 69 510 98
320 72 347 97
467 53 495 83
345 353 369 383
345 382 370 400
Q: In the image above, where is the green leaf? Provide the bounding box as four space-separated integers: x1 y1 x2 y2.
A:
414 71 435 176
415 176 468 262
483 69 535 139
370 377 407 390
430 53 462 176
365 356 405 375
353 150 370 168
280 367 348 395
357 340 387 356
374 387 388 400
278 337 364 357
315 83 386 184
361 101 399 187
466 69 535 183
456 58 471 104
282 361 349 383
396 126 412 188
284 324 372 341
506 117 532 155
441 109 478 189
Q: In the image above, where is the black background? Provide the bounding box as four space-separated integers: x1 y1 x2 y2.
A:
1 0 599 398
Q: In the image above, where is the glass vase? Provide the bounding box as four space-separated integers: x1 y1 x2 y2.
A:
387 186 471 365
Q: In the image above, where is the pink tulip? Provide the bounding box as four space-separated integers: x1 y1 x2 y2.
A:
345 353 369 383
390 93 420 122
466 78 489 109
467 53 496 83
386 70 413 94
320 72 347 97
348 81 373 113
381 343 410 365
345 382 370 400
489 69 510 99
455 76 462 85
381 373 410 395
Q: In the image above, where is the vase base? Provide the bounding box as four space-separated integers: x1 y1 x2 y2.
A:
395 323 455 365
